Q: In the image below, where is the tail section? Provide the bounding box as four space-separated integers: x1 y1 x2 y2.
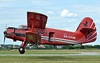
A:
76 17 97 42
76 17 96 31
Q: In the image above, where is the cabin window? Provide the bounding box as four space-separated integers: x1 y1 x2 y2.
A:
48 32 54 42
15 33 25 37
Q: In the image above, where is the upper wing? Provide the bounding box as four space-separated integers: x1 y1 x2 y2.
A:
27 12 48 29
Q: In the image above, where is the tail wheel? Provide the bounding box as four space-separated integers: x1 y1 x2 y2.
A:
80 44 85 49
81 46 85 49
18 47 25 54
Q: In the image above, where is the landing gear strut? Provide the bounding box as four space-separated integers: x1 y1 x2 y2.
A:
18 47 25 54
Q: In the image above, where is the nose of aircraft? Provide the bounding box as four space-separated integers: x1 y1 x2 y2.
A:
4 31 7 35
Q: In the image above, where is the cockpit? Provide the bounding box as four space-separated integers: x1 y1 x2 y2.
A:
18 25 29 30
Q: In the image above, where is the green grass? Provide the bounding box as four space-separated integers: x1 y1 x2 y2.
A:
0 49 80 54
0 56 100 63
0 49 100 54
0 49 100 63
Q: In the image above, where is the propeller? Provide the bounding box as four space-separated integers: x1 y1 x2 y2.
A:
3 24 7 44
3 31 7 44
3 34 6 44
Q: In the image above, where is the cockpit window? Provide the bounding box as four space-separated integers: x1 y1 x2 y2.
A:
18 25 29 29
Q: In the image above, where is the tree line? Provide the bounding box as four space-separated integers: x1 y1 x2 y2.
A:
0 44 100 50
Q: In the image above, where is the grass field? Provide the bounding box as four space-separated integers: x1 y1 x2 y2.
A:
0 49 100 63
0 49 80 54
0 49 100 54
0 56 100 63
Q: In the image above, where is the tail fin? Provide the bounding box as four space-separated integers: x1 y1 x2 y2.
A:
76 17 97 42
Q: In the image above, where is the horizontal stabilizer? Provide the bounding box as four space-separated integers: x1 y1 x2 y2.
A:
80 28 97 42
80 28 95 35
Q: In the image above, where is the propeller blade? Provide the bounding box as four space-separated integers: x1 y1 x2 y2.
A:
3 31 7 44
3 24 8 44
3 34 6 44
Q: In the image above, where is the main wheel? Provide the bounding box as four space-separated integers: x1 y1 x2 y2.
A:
18 47 25 54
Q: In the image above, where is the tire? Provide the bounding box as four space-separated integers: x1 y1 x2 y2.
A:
18 47 25 54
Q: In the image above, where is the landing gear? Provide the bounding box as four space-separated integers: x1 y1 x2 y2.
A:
81 46 85 49
18 47 25 54
18 41 27 54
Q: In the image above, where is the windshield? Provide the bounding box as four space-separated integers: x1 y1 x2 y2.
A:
18 25 29 29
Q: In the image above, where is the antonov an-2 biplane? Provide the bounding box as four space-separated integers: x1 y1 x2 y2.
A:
3 12 97 54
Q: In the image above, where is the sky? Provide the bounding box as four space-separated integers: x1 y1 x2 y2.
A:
0 0 100 45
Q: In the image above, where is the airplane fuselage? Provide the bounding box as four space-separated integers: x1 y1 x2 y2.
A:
41 28 84 45
5 26 88 46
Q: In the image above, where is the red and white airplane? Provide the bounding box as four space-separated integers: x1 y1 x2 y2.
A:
3 12 97 54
